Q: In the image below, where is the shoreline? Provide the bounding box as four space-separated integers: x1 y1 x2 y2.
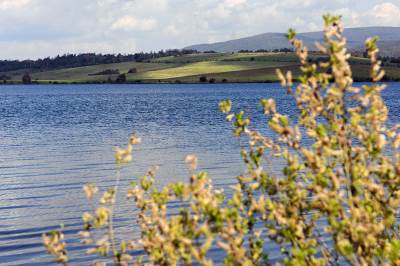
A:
1 78 400 86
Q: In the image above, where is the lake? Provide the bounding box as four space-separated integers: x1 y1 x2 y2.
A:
1 83 399 265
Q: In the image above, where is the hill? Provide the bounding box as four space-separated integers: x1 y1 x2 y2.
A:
184 27 400 57
1 52 400 84
0 50 197 73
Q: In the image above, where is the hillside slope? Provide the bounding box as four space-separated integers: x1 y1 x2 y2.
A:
185 27 400 56
1 52 400 84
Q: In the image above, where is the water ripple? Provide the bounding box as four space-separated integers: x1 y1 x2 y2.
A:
0 83 399 265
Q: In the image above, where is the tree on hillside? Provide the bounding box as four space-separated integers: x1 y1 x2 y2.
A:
199 76 207 82
115 73 126 83
22 73 31 84
128 67 137 74
0 49 200 73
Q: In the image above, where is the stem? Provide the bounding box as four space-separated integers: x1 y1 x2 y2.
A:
109 167 121 263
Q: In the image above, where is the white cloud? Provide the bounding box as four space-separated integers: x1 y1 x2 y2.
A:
237 4 279 29
0 37 137 60
332 8 361 27
0 0 399 59
307 22 319 31
97 0 119 7
277 0 315 8
111 16 157 31
164 24 179 36
224 0 246 8
0 0 31 10
372 2 400 25
209 3 231 18
208 0 247 19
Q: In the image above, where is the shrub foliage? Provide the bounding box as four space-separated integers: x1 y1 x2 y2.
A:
43 16 400 265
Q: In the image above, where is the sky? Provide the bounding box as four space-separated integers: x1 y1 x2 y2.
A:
0 0 399 60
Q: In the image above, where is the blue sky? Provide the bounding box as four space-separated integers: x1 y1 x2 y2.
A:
0 0 399 59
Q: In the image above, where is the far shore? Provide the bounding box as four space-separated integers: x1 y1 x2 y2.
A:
2 52 400 85
1 77 400 86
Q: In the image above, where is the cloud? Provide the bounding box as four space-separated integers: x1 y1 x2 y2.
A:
111 16 157 31
96 0 119 7
224 0 246 8
0 0 399 59
209 3 231 18
0 0 31 10
208 0 247 19
164 24 179 36
0 37 137 60
371 2 400 25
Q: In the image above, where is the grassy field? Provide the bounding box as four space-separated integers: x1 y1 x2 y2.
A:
127 61 295 80
161 65 302 83
32 62 180 82
1 52 400 84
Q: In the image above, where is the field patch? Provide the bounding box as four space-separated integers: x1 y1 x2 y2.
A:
129 61 294 80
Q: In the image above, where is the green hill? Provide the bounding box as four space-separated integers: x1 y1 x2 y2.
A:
1 52 400 84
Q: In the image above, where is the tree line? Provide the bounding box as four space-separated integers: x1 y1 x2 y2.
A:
0 49 198 73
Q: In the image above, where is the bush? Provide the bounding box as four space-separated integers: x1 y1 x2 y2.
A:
199 76 207 82
115 74 127 83
128 67 137 74
22 73 31 84
43 15 400 265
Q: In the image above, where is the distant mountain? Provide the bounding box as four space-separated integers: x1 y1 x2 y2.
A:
185 27 400 57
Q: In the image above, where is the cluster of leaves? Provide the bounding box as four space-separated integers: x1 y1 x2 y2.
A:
43 15 400 265
43 226 68 264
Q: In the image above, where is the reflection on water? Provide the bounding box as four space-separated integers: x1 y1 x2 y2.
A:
0 83 399 265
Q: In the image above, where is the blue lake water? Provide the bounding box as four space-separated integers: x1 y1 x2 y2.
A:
0 83 399 265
